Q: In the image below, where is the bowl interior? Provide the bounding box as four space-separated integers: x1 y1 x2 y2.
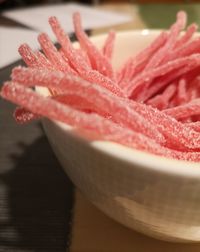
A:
38 30 200 178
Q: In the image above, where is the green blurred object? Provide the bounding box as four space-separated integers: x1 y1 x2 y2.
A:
139 4 200 29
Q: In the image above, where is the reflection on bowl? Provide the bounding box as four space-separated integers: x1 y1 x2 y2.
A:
40 30 200 243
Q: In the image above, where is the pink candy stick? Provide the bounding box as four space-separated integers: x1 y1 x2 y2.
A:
176 78 188 105
38 33 75 74
174 23 198 48
49 16 123 97
0 82 168 155
18 44 43 68
147 83 176 110
144 11 187 70
11 107 200 161
129 54 200 100
186 122 200 132
75 48 91 67
14 106 200 161
164 99 200 119
1 82 120 134
188 78 200 101
3 80 200 161
136 69 188 103
5 83 200 162
12 67 165 143
164 37 200 64
102 30 116 60
117 31 168 86
49 16 90 73
11 66 200 151
127 99 200 151
35 51 54 69
14 107 40 123
3 82 200 161
82 70 124 97
55 93 108 117
73 12 114 79
158 24 198 66
14 93 108 124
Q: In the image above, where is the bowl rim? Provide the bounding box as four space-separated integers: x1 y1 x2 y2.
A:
55 120 200 179
39 29 200 179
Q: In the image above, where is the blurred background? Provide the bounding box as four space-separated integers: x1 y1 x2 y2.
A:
1 0 200 11
1 0 200 28
1 0 94 10
1 0 200 26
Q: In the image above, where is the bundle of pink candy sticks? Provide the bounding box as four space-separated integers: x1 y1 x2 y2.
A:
1 11 200 162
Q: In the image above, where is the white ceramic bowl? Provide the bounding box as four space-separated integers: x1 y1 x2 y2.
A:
40 30 200 242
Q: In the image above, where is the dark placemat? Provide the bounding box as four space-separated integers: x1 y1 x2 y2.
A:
0 62 74 252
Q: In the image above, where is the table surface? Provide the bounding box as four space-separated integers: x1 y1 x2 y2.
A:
1 3 200 252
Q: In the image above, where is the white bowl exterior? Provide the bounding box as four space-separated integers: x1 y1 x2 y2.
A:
41 30 200 242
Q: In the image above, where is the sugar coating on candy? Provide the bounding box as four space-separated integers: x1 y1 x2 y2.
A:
127 99 200 151
2 10 200 163
163 37 200 65
128 54 200 99
164 99 200 119
1 82 116 133
186 122 200 132
4 83 200 162
14 94 106 124
35 51 54 69
49 16 91 74
75 48 91 67
174 23 198 48
14 107 40 123
176 79 188 105
73 12 114 80
12 67 165 143
0 82 168 154
49 16 122 96
117 31 168 88
18 44 42 68
147 83 176 110
38 33 76 74
102 30 116 60
144 11 187 70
